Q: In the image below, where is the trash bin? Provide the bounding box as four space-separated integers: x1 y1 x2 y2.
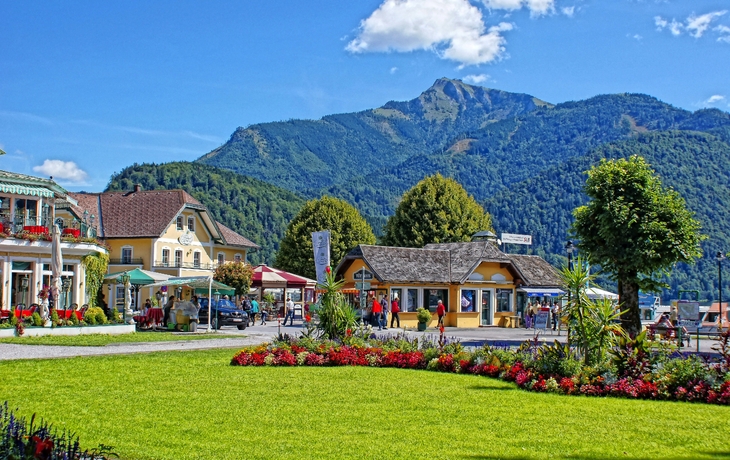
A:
189 321 197 333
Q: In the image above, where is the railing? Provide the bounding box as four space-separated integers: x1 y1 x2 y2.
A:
152 260 218 270
108 258 144 265
0 215 97 238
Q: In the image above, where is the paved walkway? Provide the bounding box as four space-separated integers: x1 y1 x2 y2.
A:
0 320 722 360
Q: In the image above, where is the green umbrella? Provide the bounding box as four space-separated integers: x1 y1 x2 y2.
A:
104 268 172 286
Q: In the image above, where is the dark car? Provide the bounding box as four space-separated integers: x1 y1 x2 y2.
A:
198 299 249 330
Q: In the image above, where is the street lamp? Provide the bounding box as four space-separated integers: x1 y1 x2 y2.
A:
117 272 134 324
718 252 726 332
565 240 575 271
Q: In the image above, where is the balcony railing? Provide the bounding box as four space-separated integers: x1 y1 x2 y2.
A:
108 258 144 265
152 260 218 270
0 215 97 238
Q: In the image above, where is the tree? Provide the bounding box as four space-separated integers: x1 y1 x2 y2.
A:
383 174 492 247
275 196 376 279
572 155 704 336
213 261 254 297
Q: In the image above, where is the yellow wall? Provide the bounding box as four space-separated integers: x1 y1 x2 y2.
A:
107 239 152 267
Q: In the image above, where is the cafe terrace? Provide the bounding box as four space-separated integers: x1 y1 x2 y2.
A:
335 241 562 328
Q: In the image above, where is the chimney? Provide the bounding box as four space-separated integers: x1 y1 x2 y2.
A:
134 184 142 193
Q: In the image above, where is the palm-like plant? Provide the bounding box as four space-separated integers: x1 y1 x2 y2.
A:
316 267 357 340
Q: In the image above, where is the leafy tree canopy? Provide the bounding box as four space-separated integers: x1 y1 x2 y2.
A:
275 196 376 279
214 261 254 297
383 174 492 248
572 155 705 334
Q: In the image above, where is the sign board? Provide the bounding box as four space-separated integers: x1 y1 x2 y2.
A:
501 233 532 245
353 270 373 280
355 282 371 290
677 301 701 328
533 311 550 330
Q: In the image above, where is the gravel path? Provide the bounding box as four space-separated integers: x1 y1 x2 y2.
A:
0 332 274 361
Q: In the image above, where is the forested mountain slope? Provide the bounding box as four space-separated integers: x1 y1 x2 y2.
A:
197 78 545 195
105 162 305 265
486 129 730 301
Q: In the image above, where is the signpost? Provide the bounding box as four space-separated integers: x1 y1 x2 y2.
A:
355 282 371 290
533 310 550 330
501 233 532 245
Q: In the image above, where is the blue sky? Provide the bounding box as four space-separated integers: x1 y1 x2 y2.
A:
1 0 728 192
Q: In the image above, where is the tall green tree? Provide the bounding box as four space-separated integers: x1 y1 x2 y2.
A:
572 155 705 336
383 174 492 248
214 262 254 298
275 196 376 279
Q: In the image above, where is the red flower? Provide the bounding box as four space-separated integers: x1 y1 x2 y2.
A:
32 436 54 460
325 266 331 274
346 328 352 337
305 314 312 323
439 324 445 334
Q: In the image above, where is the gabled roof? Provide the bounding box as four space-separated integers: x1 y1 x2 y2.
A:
68 189 258 248
506 254 562 287
337 242 559 287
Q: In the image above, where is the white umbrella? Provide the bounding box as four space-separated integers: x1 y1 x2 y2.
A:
49 223 63 316
585 287 619 300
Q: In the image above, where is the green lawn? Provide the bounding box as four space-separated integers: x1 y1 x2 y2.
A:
1 349 729 460
0 331 235 346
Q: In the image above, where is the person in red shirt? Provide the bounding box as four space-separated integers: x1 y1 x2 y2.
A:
371 297 383 330
390 295 400 328
436 299 446 327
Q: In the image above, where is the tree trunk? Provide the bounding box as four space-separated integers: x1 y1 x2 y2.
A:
618 279 641 337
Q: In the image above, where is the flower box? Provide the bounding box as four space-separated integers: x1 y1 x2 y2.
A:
62 228 81 238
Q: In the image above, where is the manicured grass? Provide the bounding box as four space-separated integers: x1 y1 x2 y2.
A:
1 350 729 460
0 331 235 346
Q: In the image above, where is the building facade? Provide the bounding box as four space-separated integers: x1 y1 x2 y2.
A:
335 241 562 328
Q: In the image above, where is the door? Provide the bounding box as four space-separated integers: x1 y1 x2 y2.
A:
481 290 492 326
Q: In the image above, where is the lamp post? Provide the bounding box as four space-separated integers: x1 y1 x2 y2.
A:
565 241 575 345
718 252 726 332
117 272 134 324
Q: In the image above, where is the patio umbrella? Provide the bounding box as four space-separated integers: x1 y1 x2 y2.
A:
49 223 63 316
104 268 172 285
251 265 315 287
585 287 619 300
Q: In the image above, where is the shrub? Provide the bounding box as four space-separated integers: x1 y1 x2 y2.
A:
51 309 60 328
84 307 107 325
416 308 432 324
31 312 43 327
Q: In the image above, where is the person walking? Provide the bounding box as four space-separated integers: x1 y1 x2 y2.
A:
249 297 259 326
372 297 383 331
380 294 389 330
390 295 400 328
436 299 446 327
283 297 295 326
551 301 559 331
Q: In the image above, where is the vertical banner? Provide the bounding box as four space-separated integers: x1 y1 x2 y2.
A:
312 230 331 284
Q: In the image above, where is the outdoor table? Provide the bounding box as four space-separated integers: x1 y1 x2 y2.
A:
147 308 164 326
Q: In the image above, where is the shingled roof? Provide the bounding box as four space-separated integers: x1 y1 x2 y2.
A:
68 189 258 248
338 242 559 287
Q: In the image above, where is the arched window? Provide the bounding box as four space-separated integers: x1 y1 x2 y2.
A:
217 253 225 266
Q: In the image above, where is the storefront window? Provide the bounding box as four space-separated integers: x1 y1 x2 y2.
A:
497 289 513 312
263 288 284 302
425 289 449 312
405 289 419 312
390 288 402 308
460 289 476 312
289 290 302 302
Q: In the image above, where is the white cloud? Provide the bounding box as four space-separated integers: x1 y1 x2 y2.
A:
346 0 513 67
561 6 575 17
686 11 727 38
632 34 643 40
463 73 491 84
32 160 88 183
655 11 728 39
715 24 730 42
705 95 726 104
482 0 555 16
390 67 398 74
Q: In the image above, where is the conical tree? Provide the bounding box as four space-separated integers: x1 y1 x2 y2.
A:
275 196 376 279
383 174 493 247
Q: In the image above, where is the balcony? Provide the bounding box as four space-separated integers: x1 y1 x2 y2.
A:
108 258 144 265
152 260 217 271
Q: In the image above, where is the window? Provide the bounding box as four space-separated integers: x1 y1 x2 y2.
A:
497 289 513 312
425 289 449 312
234 254 242 263
175 250 182 267
176 216 183 231
162 249 170 267
217 253 225 266
461 289 477 313
121 247 132 264
405 288 419 312
187 216 195 232
193 252 201 268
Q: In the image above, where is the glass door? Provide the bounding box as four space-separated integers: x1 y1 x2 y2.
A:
481 290 492 326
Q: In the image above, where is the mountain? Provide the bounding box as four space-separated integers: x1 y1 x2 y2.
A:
197 78 547 196
104 162 306 265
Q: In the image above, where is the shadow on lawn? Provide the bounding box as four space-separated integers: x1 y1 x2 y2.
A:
465 451 730 460
464 385 516 391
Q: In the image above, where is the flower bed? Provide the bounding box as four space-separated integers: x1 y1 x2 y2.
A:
231 333 730 406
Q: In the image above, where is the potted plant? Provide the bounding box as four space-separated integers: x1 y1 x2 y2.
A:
416 307 432 331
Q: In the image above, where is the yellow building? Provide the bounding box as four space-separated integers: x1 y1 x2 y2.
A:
0 170 108 310
56 184 258 306
335 241 562 328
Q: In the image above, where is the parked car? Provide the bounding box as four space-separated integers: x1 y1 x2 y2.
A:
198 298 249 330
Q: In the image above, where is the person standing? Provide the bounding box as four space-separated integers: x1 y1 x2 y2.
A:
551 301 559 331
436 299 446 327
249 297 259 326
380 294 389 330
371 297 383 330
163 296 176 326
390 295 400 328
283 297 295 326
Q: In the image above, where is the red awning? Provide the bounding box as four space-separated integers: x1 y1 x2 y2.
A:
251 265 316 288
